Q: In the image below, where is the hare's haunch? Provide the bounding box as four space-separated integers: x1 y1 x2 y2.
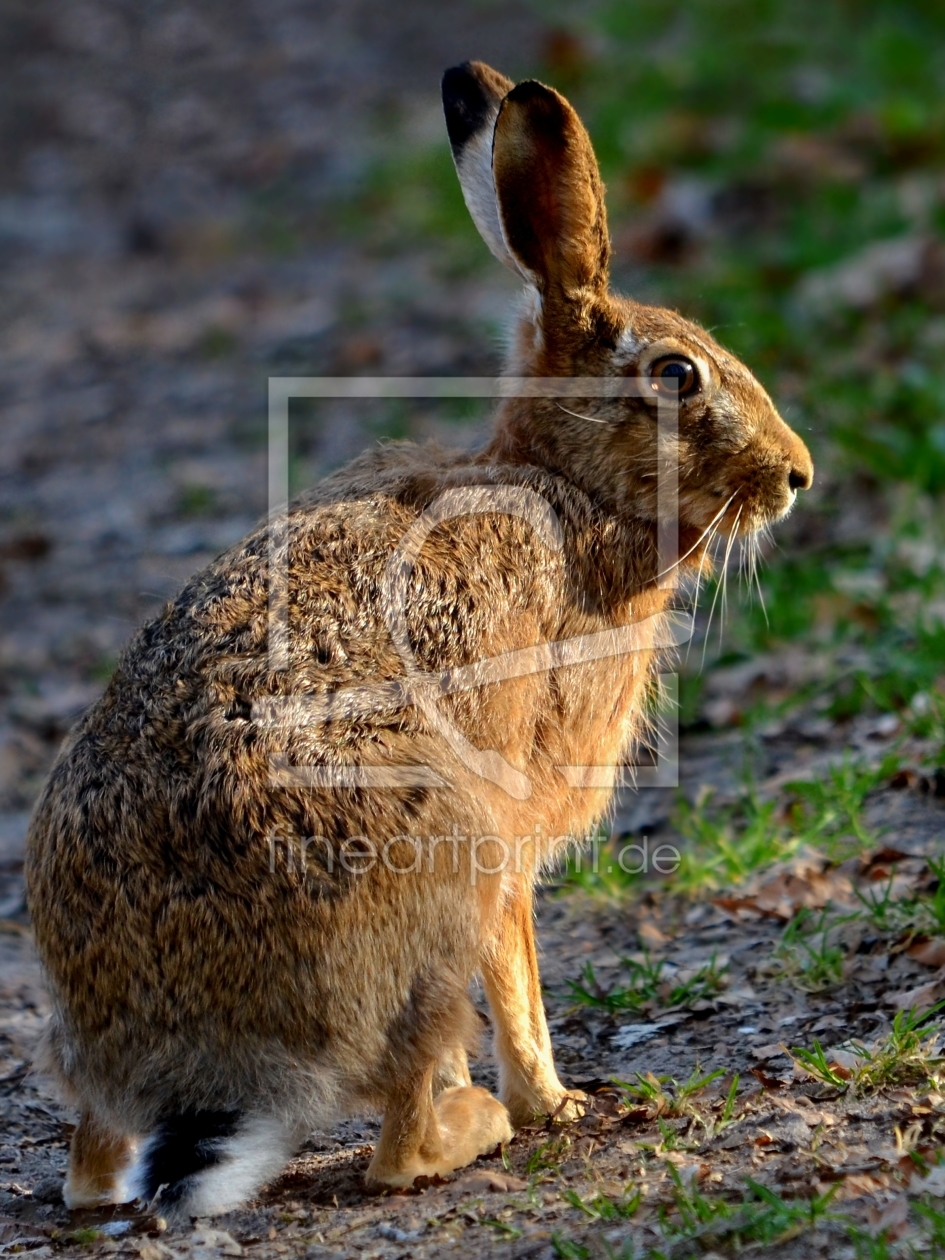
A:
26 62 812 1217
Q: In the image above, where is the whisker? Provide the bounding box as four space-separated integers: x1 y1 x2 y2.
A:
718 505 743 647
553 402 615 426
701 506 741 667
656 492 737 581
752 533 769 626
685 517 722 663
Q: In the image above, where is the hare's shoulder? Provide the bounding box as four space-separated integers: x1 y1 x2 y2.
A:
97 448 592 726
190 445 580 643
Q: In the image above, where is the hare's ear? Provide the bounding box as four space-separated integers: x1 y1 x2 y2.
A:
442 61 528 280
492 80 610 300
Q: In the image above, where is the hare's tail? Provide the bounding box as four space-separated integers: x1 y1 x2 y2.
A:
132 1109 292 1217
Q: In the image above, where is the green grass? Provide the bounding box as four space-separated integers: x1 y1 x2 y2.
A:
774 907 848 991
69 1229 102 1246
615 1067 736 1144
783 756 898 852
789 1003 945 1093
552 1164 945 1257
175 483 220 518
561 744 894 908
563 1184 642 1222
670 790 799 892
855 853 945 937
707 519 945 729
649 1170 838 1257
524 1134 573 1178
567 953 727 1013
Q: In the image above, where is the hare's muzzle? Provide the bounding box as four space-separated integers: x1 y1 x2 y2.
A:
754 412 814 527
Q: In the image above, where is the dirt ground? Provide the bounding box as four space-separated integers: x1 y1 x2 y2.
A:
3 2 945 1257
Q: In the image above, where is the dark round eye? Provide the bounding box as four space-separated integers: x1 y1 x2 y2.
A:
648 356 699 399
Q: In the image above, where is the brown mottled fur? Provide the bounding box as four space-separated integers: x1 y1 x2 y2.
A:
25 61 812 1215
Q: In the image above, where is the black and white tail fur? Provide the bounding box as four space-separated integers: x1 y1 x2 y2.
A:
124 1111 293 1217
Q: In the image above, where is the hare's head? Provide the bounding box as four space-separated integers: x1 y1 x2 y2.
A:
443 63 812 556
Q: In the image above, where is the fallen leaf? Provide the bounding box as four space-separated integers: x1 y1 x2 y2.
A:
638 918 669 949
864 1193 909 1238
907 939 945 968
751 1066 790 1089
191 1228 243 1256
797 234 944 312
832 1171 894 1200
889 770 917 790
909 1163 945 1196
888 969 945 1012
446 1170 527 1195
135 1244 175 1260
827 1046 871 1073
0 1218 51 1244
767 1095 839 1127
864 846 912 867
751 1044 790 1061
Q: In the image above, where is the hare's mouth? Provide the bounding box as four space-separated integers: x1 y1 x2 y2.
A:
689 475 799 538
672 496 774 643
678 489 788 572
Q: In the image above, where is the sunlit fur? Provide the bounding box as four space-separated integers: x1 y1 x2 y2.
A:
26 62 812 1218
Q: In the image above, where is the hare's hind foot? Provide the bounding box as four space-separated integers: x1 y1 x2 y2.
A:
64 1112 138 1209
432 1044 472 1094
366 1083 512 1191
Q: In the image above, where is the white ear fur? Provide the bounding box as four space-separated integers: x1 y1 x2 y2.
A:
455 125 531 281
442 63 534 284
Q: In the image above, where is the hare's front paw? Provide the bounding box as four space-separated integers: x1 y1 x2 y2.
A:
505 1085 588 1129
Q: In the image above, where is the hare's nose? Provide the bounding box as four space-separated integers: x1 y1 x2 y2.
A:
773 417 813 495
789 464 812 492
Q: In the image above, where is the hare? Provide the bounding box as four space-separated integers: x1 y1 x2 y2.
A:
25 61 812 1218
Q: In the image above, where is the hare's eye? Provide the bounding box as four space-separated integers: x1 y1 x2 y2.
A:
648 357 699 399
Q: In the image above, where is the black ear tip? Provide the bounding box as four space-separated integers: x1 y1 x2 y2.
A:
506 79 562 112
441 63 494 151
441 61 474 96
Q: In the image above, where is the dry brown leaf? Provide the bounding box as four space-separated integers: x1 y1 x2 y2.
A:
751 1065 790 1089
889 770 917 791
827 1047 871 1073
864 1193 910 1238
750 1043 790 1061
638 918 669 950
135 1244 174 1260
832 1171 894 1201
766 1095 839 1127
864 845 912 867
190 1228 242 1256
719 850 856 922
711 898 763 921
0 1218 51 1245
907 939 945 968
446 1170 527 1195
908 1163 945 1196
662 1155 707 1186
888 968 945 1012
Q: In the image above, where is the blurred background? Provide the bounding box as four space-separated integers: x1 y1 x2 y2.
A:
2 0 945 870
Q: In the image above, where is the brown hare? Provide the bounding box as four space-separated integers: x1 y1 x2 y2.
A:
26 61 812 1217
